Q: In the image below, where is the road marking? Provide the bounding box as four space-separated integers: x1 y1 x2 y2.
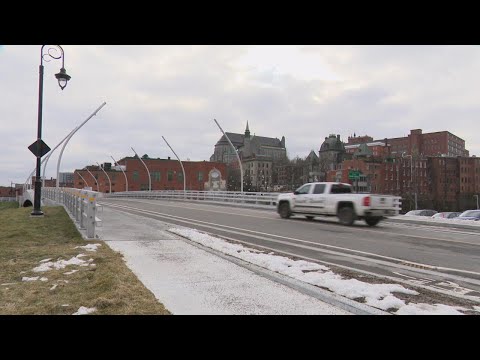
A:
104 198 480 246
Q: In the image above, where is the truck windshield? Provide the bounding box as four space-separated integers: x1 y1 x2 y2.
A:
330 184 352 194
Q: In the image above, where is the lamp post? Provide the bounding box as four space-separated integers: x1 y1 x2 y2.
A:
214 119 243 193
85 167 99 192
162 136 186 194
42 127 77 187
31 45 71 216
111 155 128 192
131 147 151 191
97 162 112 194
77 171 89 188
56 102 107 189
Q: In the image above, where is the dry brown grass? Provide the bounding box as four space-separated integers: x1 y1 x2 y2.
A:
0 206 170 315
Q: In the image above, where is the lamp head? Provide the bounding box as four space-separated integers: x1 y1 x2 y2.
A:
55 68 71 90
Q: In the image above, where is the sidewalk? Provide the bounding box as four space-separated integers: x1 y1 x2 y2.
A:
94 205 353 315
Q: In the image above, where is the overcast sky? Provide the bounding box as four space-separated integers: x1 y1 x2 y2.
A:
1 45 479 186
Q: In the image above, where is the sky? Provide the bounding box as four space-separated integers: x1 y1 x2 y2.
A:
2 45 480 187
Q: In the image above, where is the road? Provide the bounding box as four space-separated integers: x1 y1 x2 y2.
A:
99 198 480 300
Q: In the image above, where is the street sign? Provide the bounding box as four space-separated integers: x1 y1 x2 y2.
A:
348 170 360 180
28 139 51 158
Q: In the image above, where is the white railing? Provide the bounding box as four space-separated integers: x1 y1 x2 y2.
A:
105 190 281 208
43 187 101 239
0 197 16 202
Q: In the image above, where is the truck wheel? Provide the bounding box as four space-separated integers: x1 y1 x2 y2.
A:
365 217 381 226
306 216 314 220
279 202 291 219
338 207 355 226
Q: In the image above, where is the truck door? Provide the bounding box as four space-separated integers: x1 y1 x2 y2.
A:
292 184 312 212
304 183 326 213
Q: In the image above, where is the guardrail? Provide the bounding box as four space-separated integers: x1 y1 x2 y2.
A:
105 190 280 207
0 197 16 202
43 187 101 239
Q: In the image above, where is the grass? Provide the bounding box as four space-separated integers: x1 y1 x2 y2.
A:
0 202 18 211
0 205 170 315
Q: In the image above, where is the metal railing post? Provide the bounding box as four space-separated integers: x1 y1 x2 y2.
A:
86 192 97 239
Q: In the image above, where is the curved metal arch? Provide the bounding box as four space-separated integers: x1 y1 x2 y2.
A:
40 45 66 68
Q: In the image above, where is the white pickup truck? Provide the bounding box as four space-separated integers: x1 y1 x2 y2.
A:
276 182 401 226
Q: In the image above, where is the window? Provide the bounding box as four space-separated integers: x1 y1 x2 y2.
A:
313 184 326 194
167 170 174 181
178 172 183 182
295 184 312 195
198 172 204 181
151 171 161 182
330 184 352 194
133 171 139 182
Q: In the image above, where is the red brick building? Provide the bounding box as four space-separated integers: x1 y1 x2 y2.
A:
73 157 227 193
0 186 15 197
387 129 469 158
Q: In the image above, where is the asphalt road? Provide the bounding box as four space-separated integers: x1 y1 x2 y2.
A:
99 198 480 299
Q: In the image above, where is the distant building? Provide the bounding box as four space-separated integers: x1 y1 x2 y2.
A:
73 157 227 192
210 122 287 190
59 172 74 187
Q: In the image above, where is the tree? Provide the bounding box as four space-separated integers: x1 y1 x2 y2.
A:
226 164 241 191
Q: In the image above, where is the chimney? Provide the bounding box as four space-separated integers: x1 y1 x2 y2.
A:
168 156 171 160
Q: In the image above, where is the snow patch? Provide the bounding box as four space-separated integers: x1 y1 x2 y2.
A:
64 269 78 275
395 303 466 315
32 255 87 272
169 227 473 314
74 244 102 252
73 306 97 315
22 276 39 282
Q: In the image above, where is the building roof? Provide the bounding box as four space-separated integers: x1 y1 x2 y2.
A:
215 133 283 148
215 132 245 147
319 134 345 152
345 141 386 149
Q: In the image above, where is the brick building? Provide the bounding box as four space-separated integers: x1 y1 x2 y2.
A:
210 122 287 190
0 186 15 197
387 129 469 158
73 157 227 193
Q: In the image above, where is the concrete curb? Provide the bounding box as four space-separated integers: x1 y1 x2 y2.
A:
168 229 390 315
385 217 480 231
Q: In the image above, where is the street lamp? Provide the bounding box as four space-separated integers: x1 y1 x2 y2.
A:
85 167 99 192
131 147 151 191
77 171 89 188
162 136 186 194
31 45 71 216
56 102 107 189
97 162 112 194
111 155 128 192
214 119 243 193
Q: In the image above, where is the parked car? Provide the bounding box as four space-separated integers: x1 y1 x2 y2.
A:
457 210 480 221
431 212 461 219
405 209 437 217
